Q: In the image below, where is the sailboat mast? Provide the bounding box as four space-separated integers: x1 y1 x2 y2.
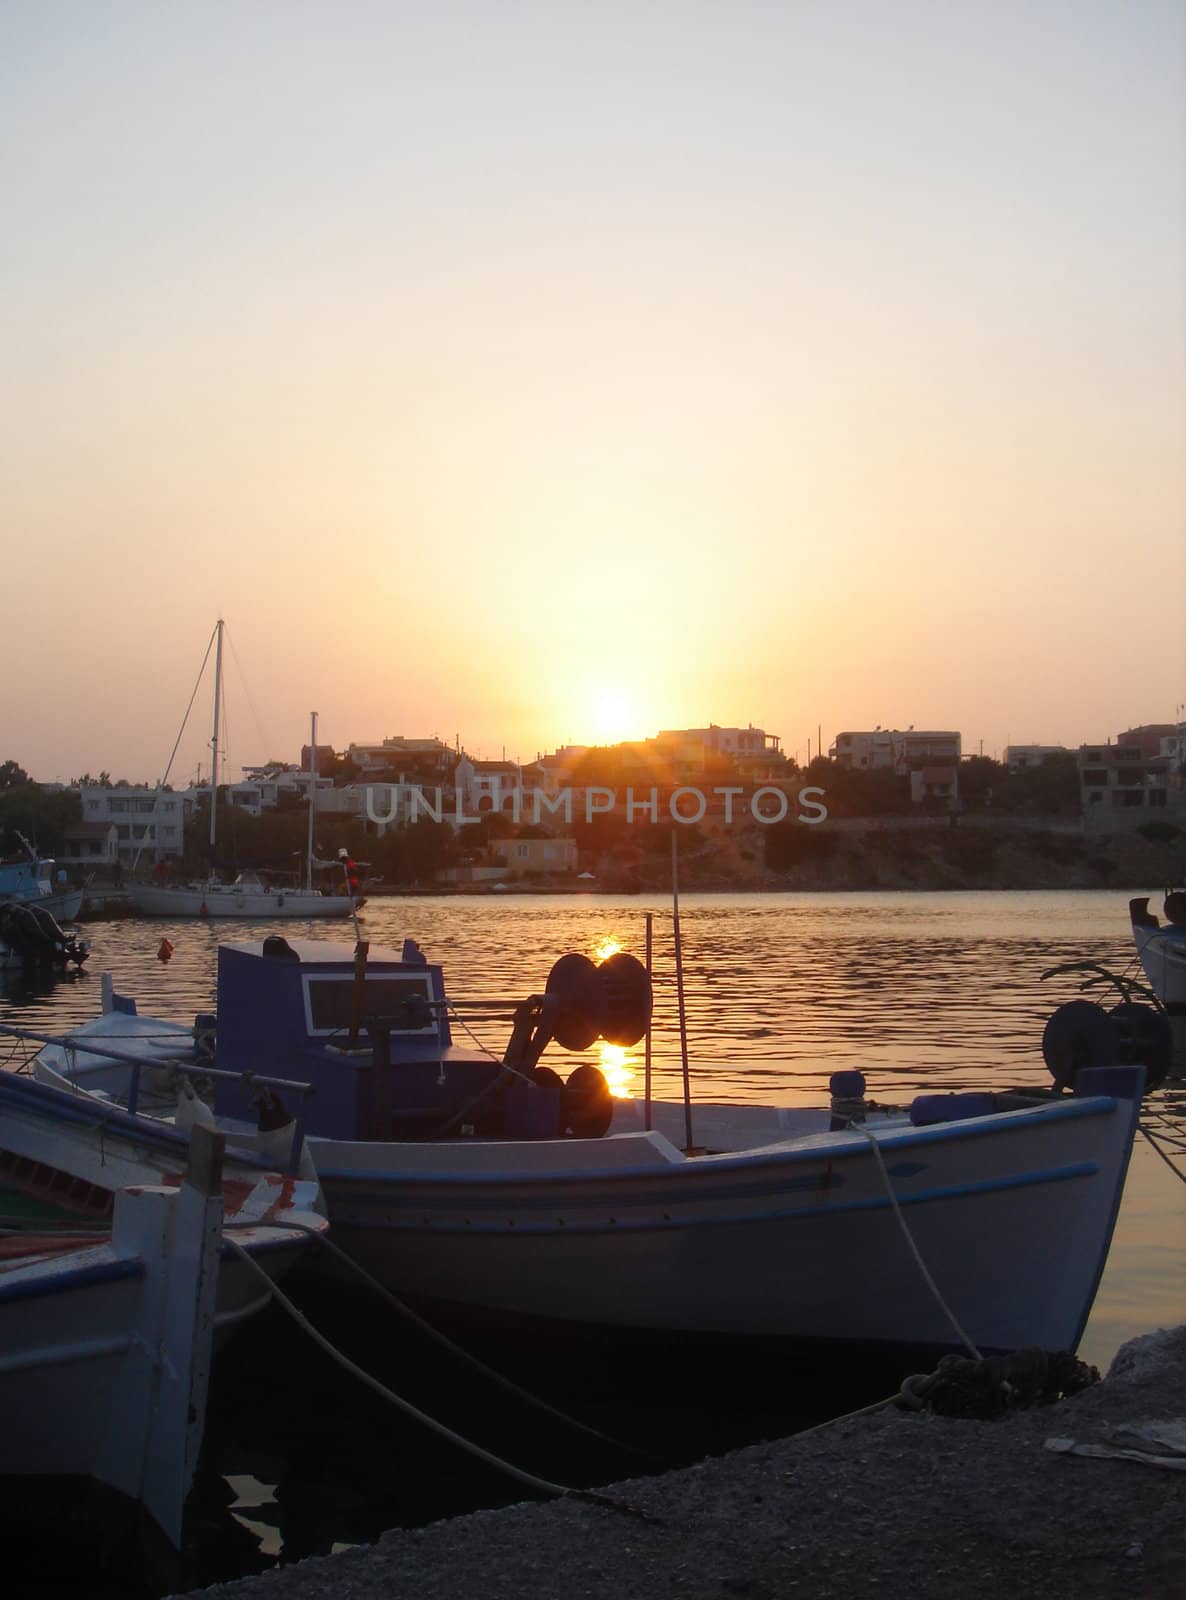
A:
306 711 317 892
209 619 225 853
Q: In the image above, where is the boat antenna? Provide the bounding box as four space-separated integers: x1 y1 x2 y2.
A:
671 830 694 1151
644 910 653 1131
306 711 318 893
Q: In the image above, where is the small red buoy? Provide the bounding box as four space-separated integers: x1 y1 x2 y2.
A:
157 938 174 964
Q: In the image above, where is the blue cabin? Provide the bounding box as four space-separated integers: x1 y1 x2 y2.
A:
210 936 565 1141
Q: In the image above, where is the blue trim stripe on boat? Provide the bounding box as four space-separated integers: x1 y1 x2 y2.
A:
327 1160 1100 1238
0 1253 144 1306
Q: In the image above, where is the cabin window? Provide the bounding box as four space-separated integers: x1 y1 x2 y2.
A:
302 972 437 1036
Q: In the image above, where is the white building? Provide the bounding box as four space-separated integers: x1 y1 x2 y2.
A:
79 786 187 865
830 729 962 772
346 736 454 777
1004 745 1069 772
1078 740 1183 830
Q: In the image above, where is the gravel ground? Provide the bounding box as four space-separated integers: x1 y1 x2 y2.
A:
179 1326 1186 1600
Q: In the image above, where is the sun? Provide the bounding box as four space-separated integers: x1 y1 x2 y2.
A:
587 688 644 745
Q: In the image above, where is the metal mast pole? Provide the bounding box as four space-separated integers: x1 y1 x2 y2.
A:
208 619 224 854
306 711 318 892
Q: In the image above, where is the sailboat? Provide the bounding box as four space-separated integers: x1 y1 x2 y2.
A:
132 621 364 919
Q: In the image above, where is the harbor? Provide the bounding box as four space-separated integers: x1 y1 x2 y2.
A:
1 890 1182 1594
3 5 1185 1590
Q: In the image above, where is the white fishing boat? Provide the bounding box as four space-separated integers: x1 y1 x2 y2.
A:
1131 891 1186 1009
132 622 363 919
1130 890 1186 1066
27 937 1148 1364
0 1113 324 1548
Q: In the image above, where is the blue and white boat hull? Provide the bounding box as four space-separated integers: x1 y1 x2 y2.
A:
310 1076 1140 1356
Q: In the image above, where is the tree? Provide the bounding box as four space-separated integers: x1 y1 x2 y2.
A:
958 756 1002 810
0 782 81 856
1000 752 1080 816
0 760 30 789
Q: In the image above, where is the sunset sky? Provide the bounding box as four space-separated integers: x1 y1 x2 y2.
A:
3 2 1183 783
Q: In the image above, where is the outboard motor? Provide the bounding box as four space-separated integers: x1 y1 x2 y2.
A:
0 902 89 970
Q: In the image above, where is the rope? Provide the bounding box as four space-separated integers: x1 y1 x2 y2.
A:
850 1121 983 1361
221 1236 661 1523
131 623 218 874
225 1216 660 1463
1140 1123 1186 1185
446 1005 505 1065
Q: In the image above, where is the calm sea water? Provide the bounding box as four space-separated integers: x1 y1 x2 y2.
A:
2 888 1182 1370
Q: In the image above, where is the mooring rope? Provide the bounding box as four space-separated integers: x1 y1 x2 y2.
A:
850 1120 983 1361
224 1214 660 1462
1139 1121 1186 1185
221 1235 661 1522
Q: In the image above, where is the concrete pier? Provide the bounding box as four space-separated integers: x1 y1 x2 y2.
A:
179 1326 1186 1600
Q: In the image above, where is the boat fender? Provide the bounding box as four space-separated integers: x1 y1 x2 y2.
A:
562 1064 613 1139
829 1069 867 1129
1041 1000 1121 1091
193 1013 217 1064
908 1092 997 1127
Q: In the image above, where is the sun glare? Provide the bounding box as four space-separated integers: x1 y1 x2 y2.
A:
598 1042 634 1098
587 688 643 745
593 935 623 961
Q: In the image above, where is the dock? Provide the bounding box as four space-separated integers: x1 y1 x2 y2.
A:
180 1325 1186 1600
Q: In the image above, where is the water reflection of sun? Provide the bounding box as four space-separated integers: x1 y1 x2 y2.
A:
599 1041 633 1097
592 935 634 1094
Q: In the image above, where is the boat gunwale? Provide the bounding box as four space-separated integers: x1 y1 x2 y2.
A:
311 1090 1121 1188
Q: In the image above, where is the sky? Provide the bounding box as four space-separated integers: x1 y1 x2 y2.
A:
2 1 1184 782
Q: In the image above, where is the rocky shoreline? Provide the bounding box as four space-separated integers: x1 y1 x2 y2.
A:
179 1326 1186 1600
